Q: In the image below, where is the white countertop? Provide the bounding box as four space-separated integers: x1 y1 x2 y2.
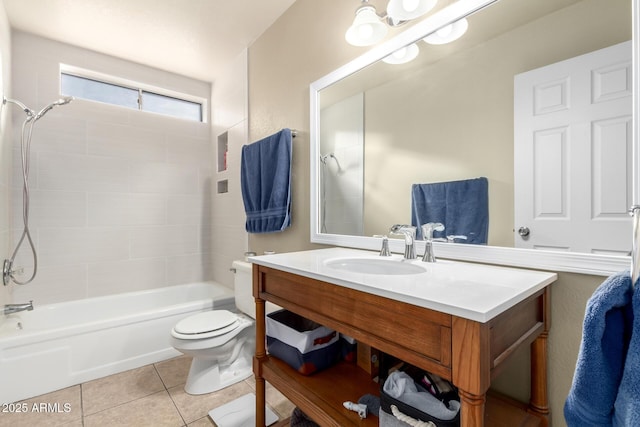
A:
249 247 557 323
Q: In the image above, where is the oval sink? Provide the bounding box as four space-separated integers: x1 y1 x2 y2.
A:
324 257 427 275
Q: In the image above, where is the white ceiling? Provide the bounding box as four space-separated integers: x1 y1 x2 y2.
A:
2 0 297 83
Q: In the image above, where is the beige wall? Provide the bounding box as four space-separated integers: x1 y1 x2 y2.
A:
248 0 362 256
248 1 625 425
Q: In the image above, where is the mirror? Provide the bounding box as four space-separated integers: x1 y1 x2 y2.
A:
310 0 634 275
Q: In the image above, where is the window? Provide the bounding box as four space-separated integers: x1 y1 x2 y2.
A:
141 91 202 122
61 73 139 109
60 68 205 122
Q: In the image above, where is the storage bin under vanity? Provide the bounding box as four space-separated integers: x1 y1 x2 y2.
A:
266 309 343 375
340 334 357 363
379 363 461 427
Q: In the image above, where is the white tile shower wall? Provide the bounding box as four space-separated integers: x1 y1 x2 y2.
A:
210 49 249 289
0 2 12 315
320 93 364 235
9 31 213 305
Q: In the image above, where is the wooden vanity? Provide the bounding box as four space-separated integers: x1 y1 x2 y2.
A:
251 249 556 427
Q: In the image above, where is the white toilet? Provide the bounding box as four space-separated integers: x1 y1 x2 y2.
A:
170 260 276 395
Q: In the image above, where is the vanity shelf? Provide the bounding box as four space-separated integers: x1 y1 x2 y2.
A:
261 357 379 426
251 250 556 427
262 354 543 426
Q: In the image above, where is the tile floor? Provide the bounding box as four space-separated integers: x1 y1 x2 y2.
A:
0 356 295 427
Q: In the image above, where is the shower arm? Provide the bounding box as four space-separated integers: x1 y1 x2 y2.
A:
3 97 35 117
3 96 73 120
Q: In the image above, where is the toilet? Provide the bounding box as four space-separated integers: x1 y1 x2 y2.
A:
170 260 277 395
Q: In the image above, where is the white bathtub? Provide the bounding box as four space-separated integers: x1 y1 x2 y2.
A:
0 281 234 404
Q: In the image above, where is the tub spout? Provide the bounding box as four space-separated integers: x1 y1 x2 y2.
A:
4 300 33 315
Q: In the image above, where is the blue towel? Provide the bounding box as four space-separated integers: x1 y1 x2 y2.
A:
240 128 292 233
564 271 633 427
614 281 640 426
410 177 488 243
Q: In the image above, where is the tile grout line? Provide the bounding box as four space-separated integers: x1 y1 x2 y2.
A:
81 389 170 421
80 383 86 427
80 364 169 419
153 362 189 427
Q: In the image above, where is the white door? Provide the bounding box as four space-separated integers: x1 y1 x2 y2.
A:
514 41 632 255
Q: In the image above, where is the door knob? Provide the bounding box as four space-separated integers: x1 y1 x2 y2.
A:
518 226 530 237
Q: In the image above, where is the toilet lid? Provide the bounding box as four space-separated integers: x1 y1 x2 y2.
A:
173 310 239 336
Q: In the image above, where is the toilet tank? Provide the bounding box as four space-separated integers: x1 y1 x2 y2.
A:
232 260 281 318
232 260 255 318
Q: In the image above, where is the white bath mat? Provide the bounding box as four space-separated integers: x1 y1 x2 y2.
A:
208 392 279 427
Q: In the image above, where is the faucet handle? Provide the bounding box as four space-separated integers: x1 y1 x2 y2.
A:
389 224 417 239
421 223 445 240
446 235 467 243
373 235 391 256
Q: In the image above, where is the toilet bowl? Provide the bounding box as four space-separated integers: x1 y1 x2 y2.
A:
170 260 278 395
170 310 255 394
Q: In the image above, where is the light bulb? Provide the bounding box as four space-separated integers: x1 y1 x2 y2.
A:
382 43 419 64
358 24 374 40
387 0 437 22
402 0 420 13
423 18 468 45
436 25 453 38
345 4 388 46
393 47 408 59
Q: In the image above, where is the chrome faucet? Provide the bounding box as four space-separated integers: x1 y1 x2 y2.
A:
390 224 417 259
4 300 33 315
421 223 445 262
374 235 391 256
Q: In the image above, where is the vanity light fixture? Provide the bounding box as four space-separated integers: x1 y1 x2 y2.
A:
345 1 389 46
423 18 469 45
345 0 438 47
387 0 437 21
382 43 420 64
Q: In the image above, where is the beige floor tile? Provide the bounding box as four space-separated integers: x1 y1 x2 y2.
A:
155 356 192 389
187 416 215 426
243 376 256 389
0 386 82 427
265 382 295 420
168 380 254 425
83 390 184 427
58 420 84 427
1 361 293 427
243 377 294 420
82 365 166 415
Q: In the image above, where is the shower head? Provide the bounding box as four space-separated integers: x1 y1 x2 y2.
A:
55 96 74 106
320 153 342 171
34 96 74 120
320 153 335 165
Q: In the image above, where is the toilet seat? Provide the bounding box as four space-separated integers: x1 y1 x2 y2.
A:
171 310 240 340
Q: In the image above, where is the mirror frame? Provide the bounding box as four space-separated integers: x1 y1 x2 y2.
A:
310 0 638 276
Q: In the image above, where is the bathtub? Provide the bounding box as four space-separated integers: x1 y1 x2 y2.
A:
0 281 234 404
